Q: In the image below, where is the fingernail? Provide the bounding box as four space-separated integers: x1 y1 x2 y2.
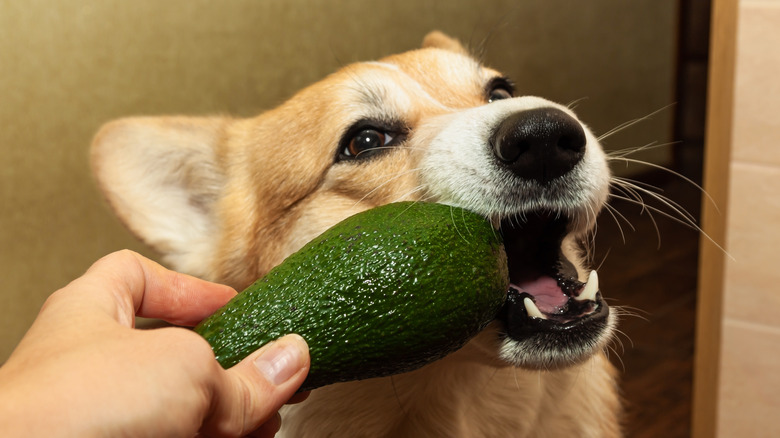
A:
254 335 307 385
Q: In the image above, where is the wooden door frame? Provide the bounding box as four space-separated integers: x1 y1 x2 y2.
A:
692 0 738 436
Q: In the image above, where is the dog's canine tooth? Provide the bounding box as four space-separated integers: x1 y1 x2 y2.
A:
523 297 546 319
575 270 599 302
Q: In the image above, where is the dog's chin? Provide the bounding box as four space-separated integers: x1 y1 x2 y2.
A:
496 296 613 370
488 211 614 370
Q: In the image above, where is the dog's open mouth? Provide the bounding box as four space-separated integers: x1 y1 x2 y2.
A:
496 212 610 368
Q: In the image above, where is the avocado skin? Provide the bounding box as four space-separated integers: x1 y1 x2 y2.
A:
195 202 508 391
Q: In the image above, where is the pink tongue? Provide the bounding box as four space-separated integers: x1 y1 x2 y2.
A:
516 276 568 314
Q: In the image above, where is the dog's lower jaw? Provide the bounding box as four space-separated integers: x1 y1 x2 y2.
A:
498 309 617 370
279 349 621 438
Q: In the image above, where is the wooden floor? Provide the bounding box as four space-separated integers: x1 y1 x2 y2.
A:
594 173 701 438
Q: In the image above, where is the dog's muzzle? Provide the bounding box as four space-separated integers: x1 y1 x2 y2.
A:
485 107 611 369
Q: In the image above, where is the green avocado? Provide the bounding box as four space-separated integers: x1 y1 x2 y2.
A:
194 201 508 391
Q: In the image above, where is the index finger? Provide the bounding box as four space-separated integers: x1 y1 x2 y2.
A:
78 250 237 327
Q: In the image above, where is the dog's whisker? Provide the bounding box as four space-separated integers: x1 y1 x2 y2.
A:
388 185 432 206
606 140 681 160
605 344 626 373
608 193 665 249
357 165 419 185
582 203 601 265
353 144 447 157
594 247 611 273
566 96 589 110
610 179 670 216
512 367 522 392
602 203 633 242
447 205 471 243
389 376 408 416
610 181 696 234
597 104 675 142
349 167 425 208
608 321 636 357
612 177 698 224
608 176 732 258
606 195 655 241
609 325 632 351
609 182 646 212
477 367 502 396
609 156 718 212
459 205 477 240
610 175 668 194
613 305 649 322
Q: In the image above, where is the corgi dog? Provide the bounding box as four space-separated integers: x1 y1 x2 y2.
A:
91 31 621 437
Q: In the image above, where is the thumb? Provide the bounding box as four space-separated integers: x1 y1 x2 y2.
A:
201 334 310 437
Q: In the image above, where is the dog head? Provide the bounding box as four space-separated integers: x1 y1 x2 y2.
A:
92 32 613 371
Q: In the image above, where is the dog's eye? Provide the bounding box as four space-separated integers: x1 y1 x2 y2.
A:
487 77 515 103
338 126 405 162
345 129 393 158
489 87 513 102
337 119 408 162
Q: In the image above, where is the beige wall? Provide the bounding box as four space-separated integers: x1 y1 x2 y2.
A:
0 0 677 362
716 1 780 435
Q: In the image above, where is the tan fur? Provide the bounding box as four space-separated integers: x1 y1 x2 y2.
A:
92 32 621 437
283 346 620 437
422 30 471 55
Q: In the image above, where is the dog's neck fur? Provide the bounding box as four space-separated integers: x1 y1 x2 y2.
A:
281 350 620 437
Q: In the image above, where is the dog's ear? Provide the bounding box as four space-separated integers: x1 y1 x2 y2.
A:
91 116 227 278
422 31 468 54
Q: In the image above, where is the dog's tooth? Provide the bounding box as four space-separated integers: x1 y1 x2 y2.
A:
575 270 599 302
523 297 546 320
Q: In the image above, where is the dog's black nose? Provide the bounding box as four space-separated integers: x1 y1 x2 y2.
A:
490 108 586 183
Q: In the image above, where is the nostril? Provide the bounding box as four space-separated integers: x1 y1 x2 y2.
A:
490 107 587 183
558 134 580 152
554 119 587 154
492 138 529 163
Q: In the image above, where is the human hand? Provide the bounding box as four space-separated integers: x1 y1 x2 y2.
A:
0 250 310 437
